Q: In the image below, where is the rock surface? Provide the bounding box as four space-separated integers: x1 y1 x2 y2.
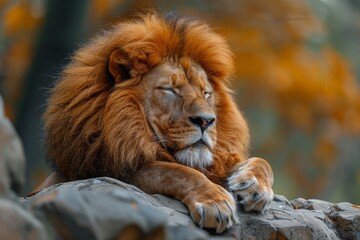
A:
0 95 47 239
1 95 360 240
0 198 46 240
0 96 25 197
21 177 360 240
21 178 213 240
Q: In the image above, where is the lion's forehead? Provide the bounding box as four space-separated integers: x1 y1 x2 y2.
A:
152 60 211 92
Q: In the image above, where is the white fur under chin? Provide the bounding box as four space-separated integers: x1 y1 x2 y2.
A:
174 146 213 169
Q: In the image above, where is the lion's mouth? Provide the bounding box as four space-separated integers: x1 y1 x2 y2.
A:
156 133 212 153
173 139 214 168
183 139 211 151
194 139 206 147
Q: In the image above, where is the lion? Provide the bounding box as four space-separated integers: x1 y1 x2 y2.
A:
36 11 274 233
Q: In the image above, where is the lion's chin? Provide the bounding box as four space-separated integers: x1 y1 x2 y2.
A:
174 144 213 169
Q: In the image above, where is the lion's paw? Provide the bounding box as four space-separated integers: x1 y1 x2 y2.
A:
228 157 274 213
185 184 239 233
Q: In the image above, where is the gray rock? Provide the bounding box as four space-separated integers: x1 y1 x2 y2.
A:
0 198 47 240
22 177 360 240
166 225 207 240
330 202 360 240
22 178 212 240
0 95 25 196
291 198 334 214
28 189 165 239
0 157 10 197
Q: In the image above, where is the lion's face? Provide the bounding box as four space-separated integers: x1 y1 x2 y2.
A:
142 58 217 168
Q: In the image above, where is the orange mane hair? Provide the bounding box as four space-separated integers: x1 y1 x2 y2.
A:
44 11 249 183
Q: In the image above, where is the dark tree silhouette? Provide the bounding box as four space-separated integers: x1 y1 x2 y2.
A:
15 0 90 194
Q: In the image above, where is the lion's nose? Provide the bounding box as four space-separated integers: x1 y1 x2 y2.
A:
188 115 215 132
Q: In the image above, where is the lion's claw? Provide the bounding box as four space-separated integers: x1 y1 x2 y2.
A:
228 157 274 213
185 184 239 233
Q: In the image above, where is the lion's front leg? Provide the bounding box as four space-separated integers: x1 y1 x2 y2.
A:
227 157 274 213
132 161 239 233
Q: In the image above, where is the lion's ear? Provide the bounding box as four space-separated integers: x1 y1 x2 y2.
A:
109 47 160 84
108 48 131 84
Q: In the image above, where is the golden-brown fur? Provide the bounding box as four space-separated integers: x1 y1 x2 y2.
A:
41 11 274 233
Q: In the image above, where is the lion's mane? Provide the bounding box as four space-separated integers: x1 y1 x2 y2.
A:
44 11 249 183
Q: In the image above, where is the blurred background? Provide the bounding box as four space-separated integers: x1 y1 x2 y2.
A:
0 0 359 203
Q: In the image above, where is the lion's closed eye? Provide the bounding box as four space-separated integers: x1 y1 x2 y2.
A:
158 87 182 98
